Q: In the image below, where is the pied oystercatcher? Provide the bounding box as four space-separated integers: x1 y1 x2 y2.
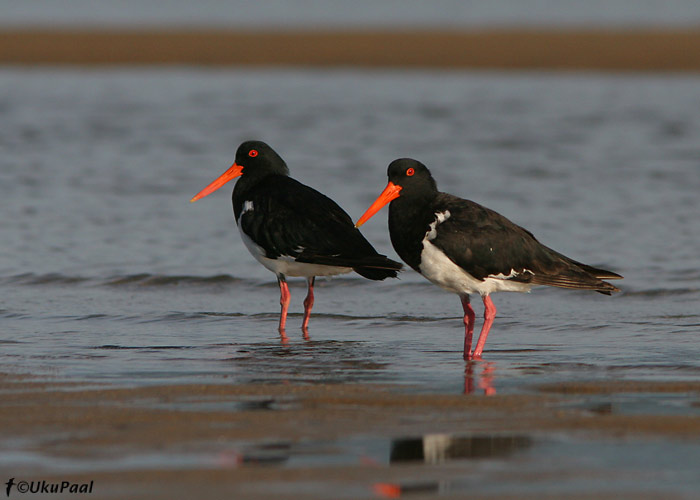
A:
356 158 622 360
190 141 402 336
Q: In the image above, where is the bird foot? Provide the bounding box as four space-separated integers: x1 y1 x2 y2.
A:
463 351 483 361
278 328 289 345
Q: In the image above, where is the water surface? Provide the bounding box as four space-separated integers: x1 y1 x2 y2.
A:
1 68 699 497
2 68 698 388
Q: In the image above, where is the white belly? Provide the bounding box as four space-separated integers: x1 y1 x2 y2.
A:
238 221 352 278
419 239 531 296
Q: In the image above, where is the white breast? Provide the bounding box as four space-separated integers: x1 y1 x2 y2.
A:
417 211 531 296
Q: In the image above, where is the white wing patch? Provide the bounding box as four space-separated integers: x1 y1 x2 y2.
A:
242 200 254 214
425 210 451 241
487 269 533 280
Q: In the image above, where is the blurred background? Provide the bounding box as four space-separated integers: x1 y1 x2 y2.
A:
3 0 700 28
2 0 700 69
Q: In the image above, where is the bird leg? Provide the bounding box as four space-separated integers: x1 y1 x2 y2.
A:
472 295 497 359
277 275 291 335
301 276 315 337
461 294 476 360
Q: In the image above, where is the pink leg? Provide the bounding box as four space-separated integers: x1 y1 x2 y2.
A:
460 295 476 360
472 295 497 359
278 276 291 333
301 276 315 337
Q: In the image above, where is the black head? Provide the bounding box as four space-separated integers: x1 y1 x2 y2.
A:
355 158 438 227
234 140 290 177
190 140 289 202
386 158 438 197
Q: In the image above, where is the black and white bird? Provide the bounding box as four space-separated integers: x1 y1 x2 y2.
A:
356 158 622 360
190 141 402 336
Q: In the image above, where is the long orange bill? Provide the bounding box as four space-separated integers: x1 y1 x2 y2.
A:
190 163 244 202
355 182 402 227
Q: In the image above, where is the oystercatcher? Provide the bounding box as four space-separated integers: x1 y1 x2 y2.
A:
356 158 622 360
190 141 402 336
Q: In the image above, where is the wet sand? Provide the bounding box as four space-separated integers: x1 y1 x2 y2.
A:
2 28 700 70
2 372 699 499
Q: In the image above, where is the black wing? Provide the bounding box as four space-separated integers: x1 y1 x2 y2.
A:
239 176 401 278
430 194 620 293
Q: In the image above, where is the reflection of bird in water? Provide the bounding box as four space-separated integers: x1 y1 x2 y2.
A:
464 362 496 395
377 433 532 497
390 433 532 464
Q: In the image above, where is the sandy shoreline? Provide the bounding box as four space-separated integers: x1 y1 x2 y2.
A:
2 372 699 499
2 28 700 70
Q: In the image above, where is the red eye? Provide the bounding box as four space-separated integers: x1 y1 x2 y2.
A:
249 149 258 157
406 167 415 176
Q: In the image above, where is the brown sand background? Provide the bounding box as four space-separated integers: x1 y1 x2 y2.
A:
3 372 700 499
1 28 700 70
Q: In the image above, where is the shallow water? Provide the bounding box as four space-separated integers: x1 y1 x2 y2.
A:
1 69 699 496
2 68 699 388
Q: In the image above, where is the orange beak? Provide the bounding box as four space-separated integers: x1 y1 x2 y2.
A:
355 182 402 227
190 163 244 202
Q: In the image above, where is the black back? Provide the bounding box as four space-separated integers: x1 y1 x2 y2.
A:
232 141 401 280
385 159 621 293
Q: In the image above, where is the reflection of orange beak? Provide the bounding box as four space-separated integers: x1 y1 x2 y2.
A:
355 182 402 227
190 163 244 202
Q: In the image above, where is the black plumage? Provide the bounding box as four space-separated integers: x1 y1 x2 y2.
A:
235 170 400 280
391 190 620 294
356 158 622 359
191 140 401 335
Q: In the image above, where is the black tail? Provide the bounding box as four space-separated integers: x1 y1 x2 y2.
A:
575 263 624 281
539 252 623 294
353 255 403 281
529 273 621 295
295 253 402 280
522 251 623 295
564 260 623 295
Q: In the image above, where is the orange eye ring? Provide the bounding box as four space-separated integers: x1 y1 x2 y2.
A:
249 150 258 157
406 167 415 176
